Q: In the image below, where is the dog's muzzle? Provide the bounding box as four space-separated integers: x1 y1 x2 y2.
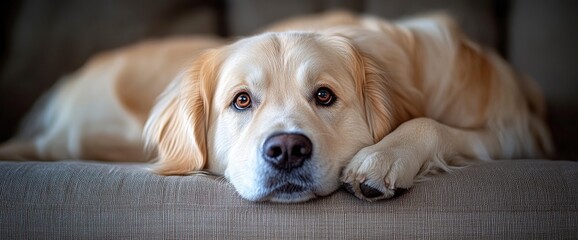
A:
257 133 317 201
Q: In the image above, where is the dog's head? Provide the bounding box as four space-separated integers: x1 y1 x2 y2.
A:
144 30 418 202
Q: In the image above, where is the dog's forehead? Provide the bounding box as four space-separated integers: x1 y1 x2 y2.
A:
219 32 347 89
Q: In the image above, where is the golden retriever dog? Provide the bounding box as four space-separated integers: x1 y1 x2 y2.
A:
0 11 553 202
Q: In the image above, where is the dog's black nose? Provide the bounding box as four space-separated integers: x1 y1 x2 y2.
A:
263 133 312 171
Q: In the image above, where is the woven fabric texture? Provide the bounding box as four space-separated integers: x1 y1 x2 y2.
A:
1 160 577 239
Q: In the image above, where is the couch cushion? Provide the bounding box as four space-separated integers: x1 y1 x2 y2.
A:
1 159 576 238
227 0 500 49
508 0 578 159
0 0 223 142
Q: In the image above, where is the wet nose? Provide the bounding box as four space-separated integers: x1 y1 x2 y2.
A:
262 133 313 171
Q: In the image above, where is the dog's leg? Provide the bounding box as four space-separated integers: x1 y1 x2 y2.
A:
342 117 502 201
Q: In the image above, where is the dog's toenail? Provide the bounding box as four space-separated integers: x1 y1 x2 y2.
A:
341 182 355 195
360 183 384 198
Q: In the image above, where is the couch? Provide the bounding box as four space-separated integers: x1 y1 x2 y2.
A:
1 0 577 238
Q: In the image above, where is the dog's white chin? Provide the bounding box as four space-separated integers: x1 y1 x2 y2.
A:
239 184 339 203
236 190 316 203
267 191 317 203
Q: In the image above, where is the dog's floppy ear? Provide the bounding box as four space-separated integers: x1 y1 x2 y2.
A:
143 50 220 175
325 32 421 143
359 51 421 143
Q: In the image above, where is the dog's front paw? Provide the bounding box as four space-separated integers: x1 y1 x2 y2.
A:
341 145 421 201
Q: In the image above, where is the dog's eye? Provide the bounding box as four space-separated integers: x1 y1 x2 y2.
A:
233 92 252 110
315 87 336 106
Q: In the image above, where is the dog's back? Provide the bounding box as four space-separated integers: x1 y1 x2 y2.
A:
0 37 224 161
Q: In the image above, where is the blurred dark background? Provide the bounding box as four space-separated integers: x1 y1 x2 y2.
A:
1 0 577 159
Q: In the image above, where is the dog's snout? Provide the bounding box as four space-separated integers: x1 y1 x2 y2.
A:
263 133 312 171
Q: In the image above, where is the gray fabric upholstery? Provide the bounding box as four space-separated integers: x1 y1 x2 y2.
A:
1 160 577 238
